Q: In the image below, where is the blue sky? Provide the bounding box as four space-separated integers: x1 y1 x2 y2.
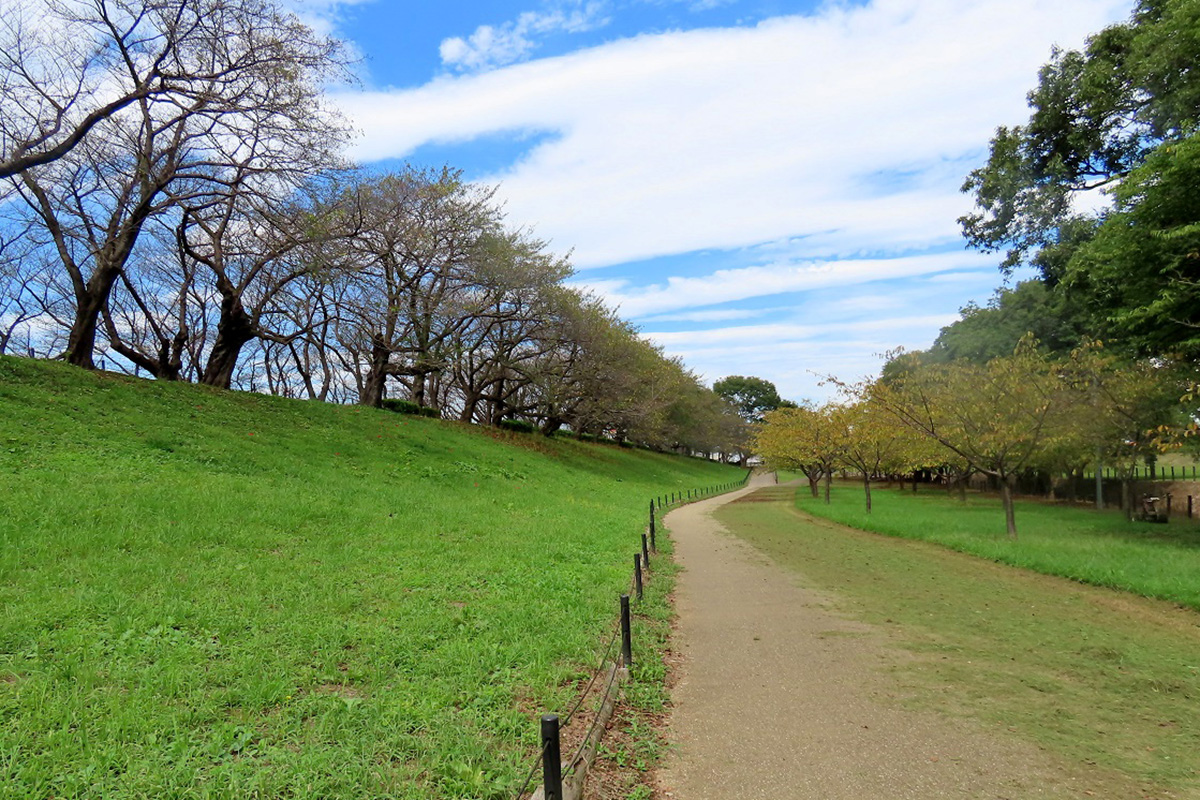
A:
298 0 1132 402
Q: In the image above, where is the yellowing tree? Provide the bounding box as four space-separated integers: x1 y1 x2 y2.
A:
837 399 921 513
754 404 846 503
873 340 1075 538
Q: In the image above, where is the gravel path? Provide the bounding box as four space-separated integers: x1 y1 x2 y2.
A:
657 475 1084 799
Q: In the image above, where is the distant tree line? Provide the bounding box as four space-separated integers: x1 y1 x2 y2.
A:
0 0 746 456
756 338 1188 539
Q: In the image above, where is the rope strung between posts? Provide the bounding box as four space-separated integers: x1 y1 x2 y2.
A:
560 622 621 728
512 747 544 800
567 654 623 772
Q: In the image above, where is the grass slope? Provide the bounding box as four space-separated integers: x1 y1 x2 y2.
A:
797 482 1200 611
716 491 1200 796
0 356 741 800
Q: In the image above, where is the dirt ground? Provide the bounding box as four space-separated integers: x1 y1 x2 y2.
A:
653 474 1108 800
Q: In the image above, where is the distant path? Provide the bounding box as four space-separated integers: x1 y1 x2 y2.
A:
657 475 1081 799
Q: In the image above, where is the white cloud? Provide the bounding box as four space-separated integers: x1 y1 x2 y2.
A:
642 312 959 400
335 0 1131 268
440 2 610 72
641 306 792 323
640 313 958 400
576 249 994 318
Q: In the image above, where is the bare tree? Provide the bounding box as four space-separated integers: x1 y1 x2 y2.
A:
5 0 350 369
340 167 505 408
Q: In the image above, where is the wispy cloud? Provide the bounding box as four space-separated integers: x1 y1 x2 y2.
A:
640 312 959 399
576 250 995 318
336 0 1129 268
440 2 610 72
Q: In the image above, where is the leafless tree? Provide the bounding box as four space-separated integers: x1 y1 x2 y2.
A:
5 0 350 369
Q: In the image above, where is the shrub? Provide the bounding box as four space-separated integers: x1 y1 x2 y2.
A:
498 418 536 434
381 399 441 418
381 399 421 415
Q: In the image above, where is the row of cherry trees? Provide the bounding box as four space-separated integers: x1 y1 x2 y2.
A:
0 0 745 454
754 341 1186 538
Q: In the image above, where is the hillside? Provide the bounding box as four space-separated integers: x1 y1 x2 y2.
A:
0 356 742 799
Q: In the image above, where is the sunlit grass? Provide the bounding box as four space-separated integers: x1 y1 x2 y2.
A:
796 481 1200 611
0 356 740 799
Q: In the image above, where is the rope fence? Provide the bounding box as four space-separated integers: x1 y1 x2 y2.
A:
511 468 754 800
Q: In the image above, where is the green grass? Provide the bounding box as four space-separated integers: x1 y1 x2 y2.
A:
0 356 741 799
715 493 1200 795
795 481 1200 611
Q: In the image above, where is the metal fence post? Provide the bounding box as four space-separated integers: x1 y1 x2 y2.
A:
634 554 643 600
541 715 562 800
620 595 632 668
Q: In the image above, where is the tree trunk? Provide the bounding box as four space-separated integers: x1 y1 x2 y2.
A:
807 471 820 499
1000 478 1018 539
359 335 391 407
863 473 872 513
958 476 967 503
64 264 122 369
823 471 832 504
201 299 256 389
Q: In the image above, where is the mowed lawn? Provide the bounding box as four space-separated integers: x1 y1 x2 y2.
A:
717 485 1200 796
0 356 741 799
795 480 1200 611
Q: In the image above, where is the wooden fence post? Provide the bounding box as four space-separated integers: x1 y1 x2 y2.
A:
620 595 632 668
541 715 562 800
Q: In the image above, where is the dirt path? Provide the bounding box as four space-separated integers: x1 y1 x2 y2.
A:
657 475 1086 799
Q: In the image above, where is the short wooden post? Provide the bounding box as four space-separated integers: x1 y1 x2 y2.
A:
541 715 563 800
1189 495 1193 519
620 595 633 668
641 533 650 569
1167 494 1173 516
634 554 643 600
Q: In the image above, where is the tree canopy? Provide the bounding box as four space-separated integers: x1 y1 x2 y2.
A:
713 375 783 423
960 0 1200 360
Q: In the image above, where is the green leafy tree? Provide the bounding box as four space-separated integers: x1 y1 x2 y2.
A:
753 404 845 502
927 281 1086 364
1064 134 1200 358
960 0 1200 359
713 375 783 423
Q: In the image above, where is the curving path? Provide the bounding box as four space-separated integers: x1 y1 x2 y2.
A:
657 474 1084 799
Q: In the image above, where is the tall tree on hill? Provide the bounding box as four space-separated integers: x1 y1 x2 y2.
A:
926 281 1085 364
